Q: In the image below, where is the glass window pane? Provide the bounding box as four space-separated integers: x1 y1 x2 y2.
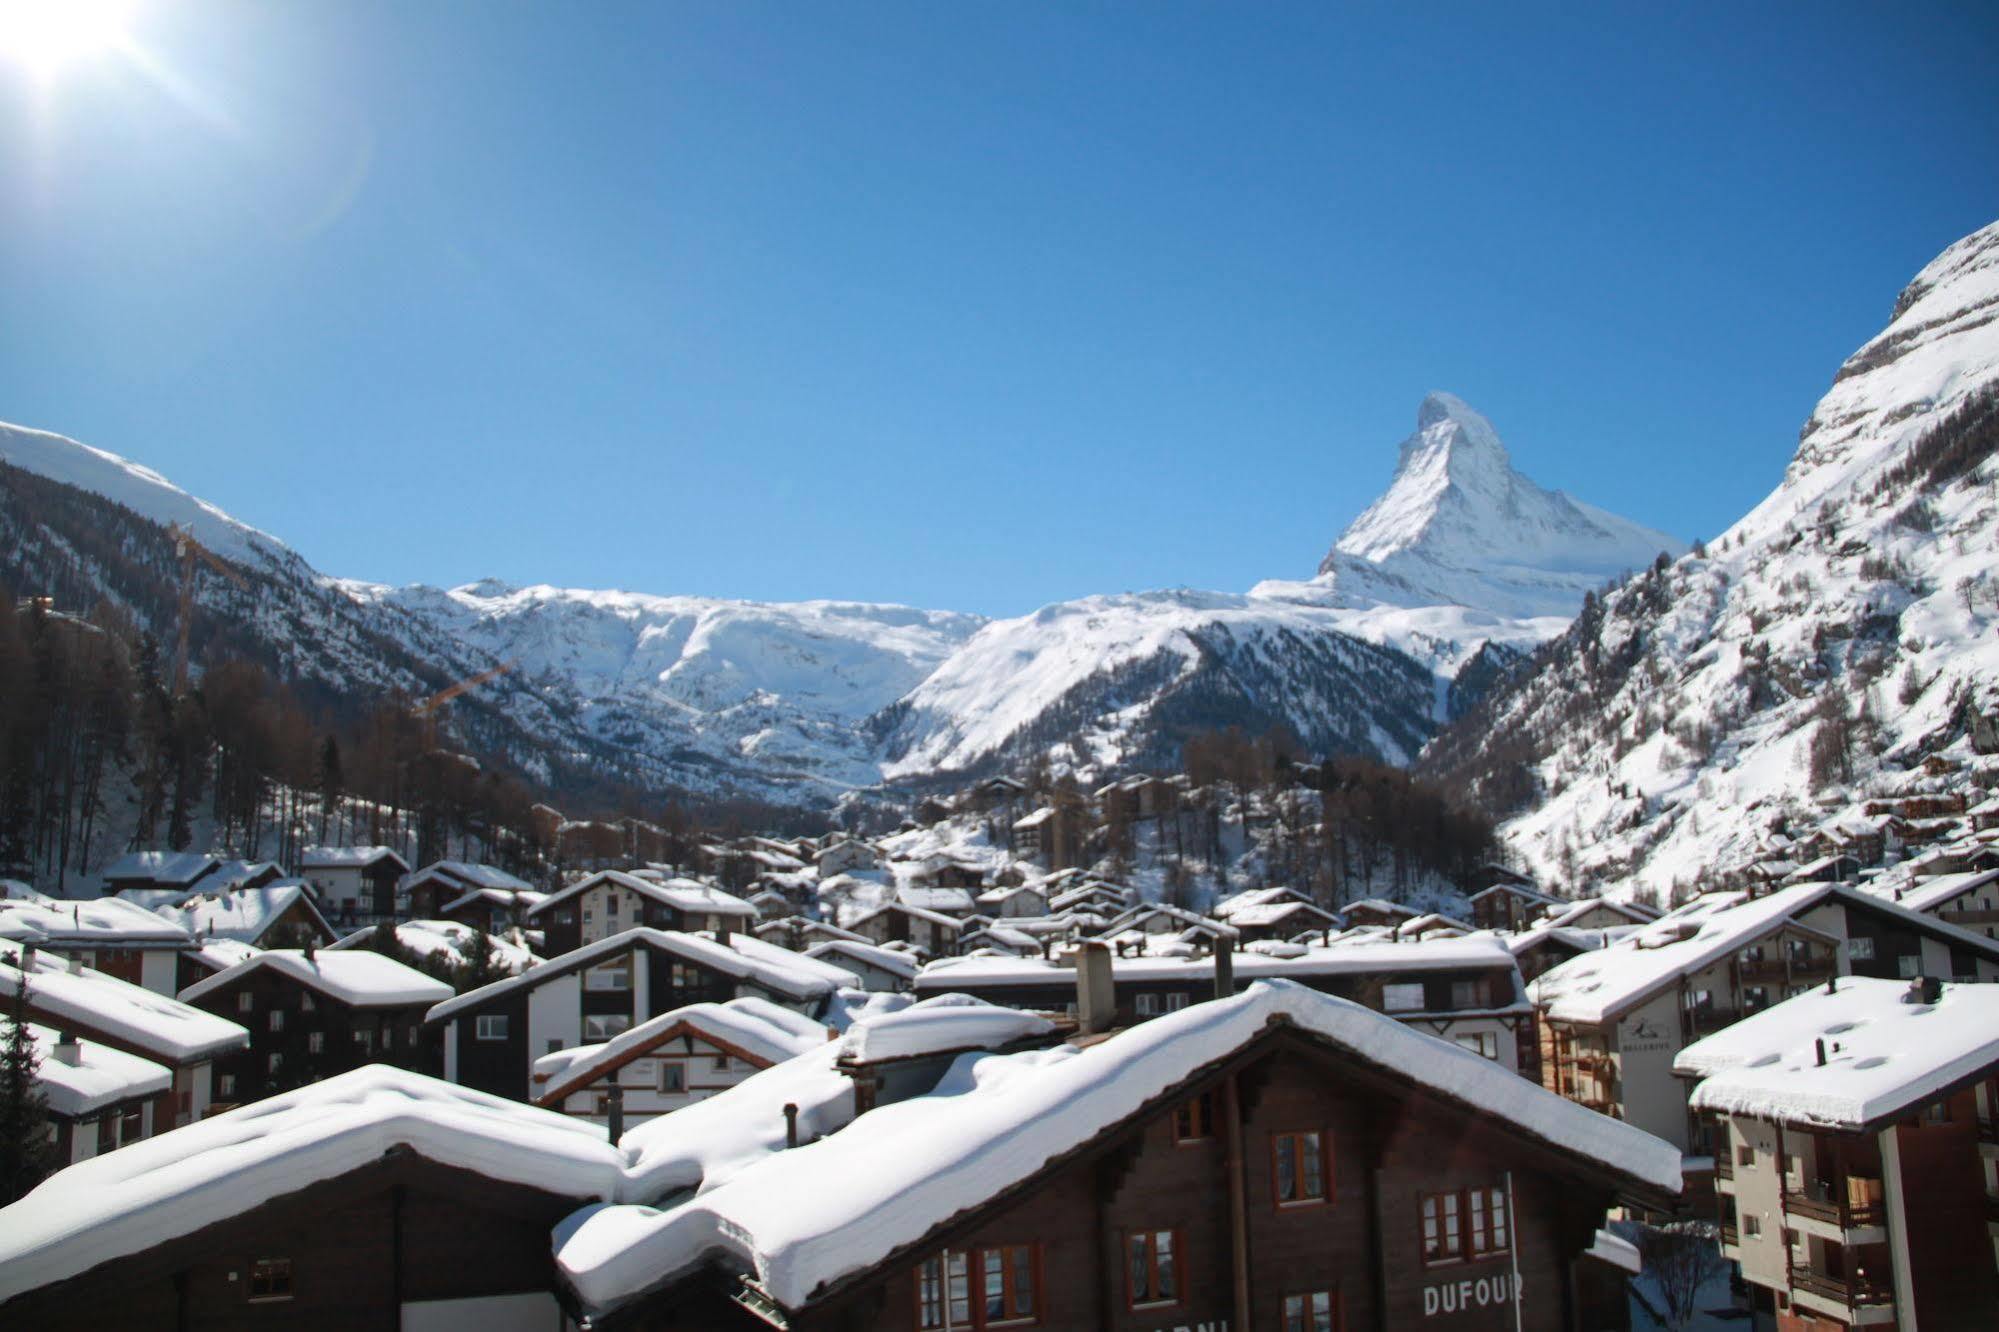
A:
1157 1232 1176 1300
1129 1234 1149 1302
984 1250 1004 1318
1277 1135 1297 1200
1011 1246 1034 1315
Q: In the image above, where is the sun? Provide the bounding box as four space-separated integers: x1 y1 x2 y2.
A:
0 0 135 80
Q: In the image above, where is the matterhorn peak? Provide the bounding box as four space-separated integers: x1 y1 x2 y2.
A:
1312 393 1684 619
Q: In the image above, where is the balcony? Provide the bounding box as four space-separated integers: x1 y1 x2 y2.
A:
1785 1179 1885 1230
1978 1117 1999 1147
1719 1222 1739 1247
1791 1268 1895 1309
1715 1155 1735 1181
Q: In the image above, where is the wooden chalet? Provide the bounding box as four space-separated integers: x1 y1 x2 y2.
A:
178 947 452 1109
1468 881 1562 933
525 869 757 958
849 900 965 957
15 1023 172 1165
553 977 1682 1330
428 927 856 1102
0 1068 629 1330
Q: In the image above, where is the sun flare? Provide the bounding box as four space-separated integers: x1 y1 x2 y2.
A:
0 0 134 79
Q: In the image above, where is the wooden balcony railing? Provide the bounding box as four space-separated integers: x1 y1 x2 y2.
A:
1791 1268 1895 1307
1715 1154 1735 1180
1719 1222 1739 1247
1784 1180 1885 1229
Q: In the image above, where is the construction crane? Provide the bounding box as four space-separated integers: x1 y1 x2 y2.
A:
411 658 519 750
170 523 251 695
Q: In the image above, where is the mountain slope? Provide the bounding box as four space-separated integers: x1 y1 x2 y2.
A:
1420 219 1999 899
0 386 1688 806
1307 393 1686 618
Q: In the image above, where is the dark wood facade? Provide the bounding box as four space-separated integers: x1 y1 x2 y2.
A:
0 1150 604 1330
598 1026 1661 1330
185 967 438 1108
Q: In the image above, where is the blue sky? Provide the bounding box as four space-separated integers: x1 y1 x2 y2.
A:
2 2 1995 616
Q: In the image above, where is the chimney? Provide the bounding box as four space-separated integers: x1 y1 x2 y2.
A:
67 955 82 976
53 1031 82 1066
605 1076 625 1142
1214 935 1235 1001
1907 975 1943 1005
717 914 732 946
1814 1038 1827 1067
784 1101 800 1148
1075 941 1116 1036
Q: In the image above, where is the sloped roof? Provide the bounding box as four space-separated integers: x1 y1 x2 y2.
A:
556 981 1681 1317
179 949 452 1009
0 940 247 1064
1679 978 1999 1130
0 1067 627 1304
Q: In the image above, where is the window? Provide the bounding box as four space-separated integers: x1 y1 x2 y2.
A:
1422 1188 1509 1264
1173 1092 1214 1143
554 909 576 925
307 1032 325 1054
669 962 704 991
1848 936 1875 961
1896 954 1921 979
547 1039 565 1054
585 957 632 992
585 1014 632 1041
915 1245 1037 1329
217 1073 236 1098
1736 1143 1754 1168
1136 993 1161 1017
120 1103 143 1144
267 1052 282 1074
1421 1191 1460 1264
1284 1290 1339 1332
1466 1187 1509 1258
1742 1214 1762 1239
1449 979 1484 1009
1454 1031 1499 1060
1382 982 1426 1013
660 1061 686 1093
382 1025 396 1051
475 1014 509 1041
1165 993 1189 1012
1272 1130 1328 1206
299 992 315 1012
355 1030 374 1054
606 894 620 916
95 1114 115 1155
246 1257 293 1302
237 992 255 1014
712 1053 732 1071
1126 1229 1179 1308
267 1010 284 1033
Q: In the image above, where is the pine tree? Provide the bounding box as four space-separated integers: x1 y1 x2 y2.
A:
1 981 56 1204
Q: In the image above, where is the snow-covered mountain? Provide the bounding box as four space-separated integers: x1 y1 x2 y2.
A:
1422 219 1999 900
0 389 1683 805
1302 392 1686 618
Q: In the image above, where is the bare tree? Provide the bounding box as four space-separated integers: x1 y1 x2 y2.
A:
1633 1221 1726 1331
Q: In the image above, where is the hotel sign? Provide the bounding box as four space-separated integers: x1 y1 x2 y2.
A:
1422 1272 1521 1318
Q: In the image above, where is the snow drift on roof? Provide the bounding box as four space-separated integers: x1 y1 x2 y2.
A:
538 997 831 1102
179 949 452 1009
0 1066 628 1304
0 941 247 1063
1678 977 1999 1129
10 1022 170 1117
558 979 1680 1316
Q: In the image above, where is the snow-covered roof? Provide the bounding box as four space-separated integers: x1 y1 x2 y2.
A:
0 1066 628 1304
1534 881 1999 1026
154 881 328 945
973 883 1044 907
326 920 538 975
535 997 832 1104
1678 978 1999 1130
836 995 1053 1064
1343 897 1420 918
1530 896 1656 931
10 1022 171 1117
179 949 453 1009
849 900 964 931
298 845 408 871
0 896 193 948
408 860 538 893
0 940 247 1064
557 980 1681 1317
918 936 1521 992
895 886 975 914
1012 806 1055 830
429 928 852 1024
804 939 920 981
189 938 261 973
1467 881 1556 904
1892 867 1999 915
527 870 757 920
101 850 218 886
1226 899 1337 929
